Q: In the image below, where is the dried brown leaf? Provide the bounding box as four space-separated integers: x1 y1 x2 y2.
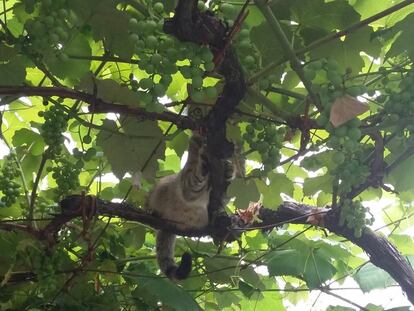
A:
329 95 368 127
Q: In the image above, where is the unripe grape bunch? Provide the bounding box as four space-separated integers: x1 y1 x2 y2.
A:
48 157 81 198
339 199 374 238
38 104 68 157
22 0 73 60
243 120 285 172
0 155 21 208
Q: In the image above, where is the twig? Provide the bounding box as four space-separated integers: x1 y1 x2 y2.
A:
28 153 48 228
0 86 196 129
255 0 321 109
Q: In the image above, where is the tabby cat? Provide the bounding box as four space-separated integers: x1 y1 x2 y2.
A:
146 134 211 280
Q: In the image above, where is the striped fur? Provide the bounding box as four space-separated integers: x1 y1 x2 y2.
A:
147 135 210 280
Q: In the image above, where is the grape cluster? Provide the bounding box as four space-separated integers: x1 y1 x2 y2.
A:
22 0 74 59
382 71 414 122
127 4 220 109
243 120 284 172
36 199 52 216
339 199 374 238
305 58 367 102
334 158 370 195
323 118 362 153
73 146 97 167
0 155 21 208
304 58 343 89
127 3 176 110
49 157 81 198
39 105 68 157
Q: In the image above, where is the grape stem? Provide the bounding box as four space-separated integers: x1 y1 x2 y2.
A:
28 153 48 229
255 0 322 110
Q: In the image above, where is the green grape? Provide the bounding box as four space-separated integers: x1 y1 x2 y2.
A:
308 60 323 71
129 33 140 43
49 33 59 44
253 121 264 131
347 128 362 140
192 76 203 89
204 86 218 99
150 53 162 64
347 118 361 128
220 3 236 16
44 16 55 26
160 75 172 88
129 17 138 29
332 151 345 164
197 0 206 11
238 39 250 50
239 28 250 39
201 48 214 62
83 135 92 144
303 69 316 81
192 56 202 66
154 2 164 13
191 90 203 103
204 61 215 72
146 20 158 32
58 8 68 18
141 92 154 106
259 78 270 89
191 67 202 78
246 125 254 134
329 73 342 88
334 126 347 137
153 84 166 97
347 86 361 97
140 78 153 89
244 55 255 66
326 59 339 71
257 141 269 153
145 35 158 48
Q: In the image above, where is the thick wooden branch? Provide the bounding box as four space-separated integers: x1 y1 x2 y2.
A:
2 195 414 304
0 86 196 129
164 0 246 223
258 203 414 305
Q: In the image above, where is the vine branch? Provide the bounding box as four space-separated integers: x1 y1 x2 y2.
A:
0 86 196 129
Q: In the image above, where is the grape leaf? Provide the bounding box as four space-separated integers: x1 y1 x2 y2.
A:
136 277 201 311
0 56 27 85
228 178 260 210
267 249 336 289
353 263 395 292
96 118 165 179
303 174 334 197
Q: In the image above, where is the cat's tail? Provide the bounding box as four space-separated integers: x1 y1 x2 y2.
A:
156 230 192 280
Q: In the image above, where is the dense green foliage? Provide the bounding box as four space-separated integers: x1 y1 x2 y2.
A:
1 0 414 310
